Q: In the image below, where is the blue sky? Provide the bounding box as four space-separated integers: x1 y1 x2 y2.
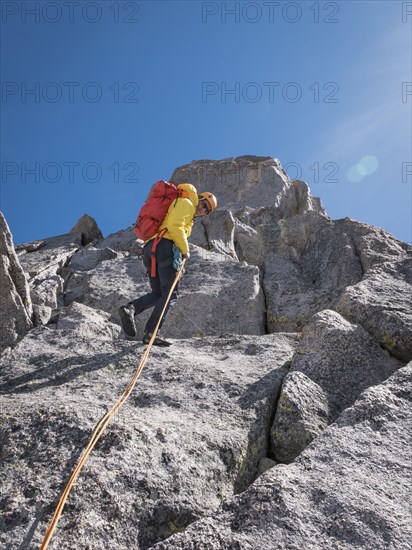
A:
1 0 411 245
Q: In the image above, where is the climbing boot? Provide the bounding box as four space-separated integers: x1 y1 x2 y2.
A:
119 304 137 337
142 332 172 347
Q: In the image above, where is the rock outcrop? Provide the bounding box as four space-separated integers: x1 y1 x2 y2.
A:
155 362 412 550
336 256 412 362
171 157 326 216
0 212 33 350
70 213 103 245
270 310 401 463
9 216 104 331
14 232 82 326
0 155 411 549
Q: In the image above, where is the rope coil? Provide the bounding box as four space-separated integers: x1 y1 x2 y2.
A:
40 258 186 549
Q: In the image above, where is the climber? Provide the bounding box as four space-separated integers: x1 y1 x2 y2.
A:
119 185 217 346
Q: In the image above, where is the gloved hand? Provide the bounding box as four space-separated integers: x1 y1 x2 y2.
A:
182 253 190 261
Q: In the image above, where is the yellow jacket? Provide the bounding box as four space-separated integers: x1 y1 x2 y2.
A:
152 183 198 255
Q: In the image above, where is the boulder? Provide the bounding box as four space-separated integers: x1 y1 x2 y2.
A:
56 301 121 342
70 213 103 245
0 212 33 350
30 275 63 309
270 310 401 463
336 257 412 362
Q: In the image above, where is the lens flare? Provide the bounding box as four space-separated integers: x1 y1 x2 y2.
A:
347 155 379 182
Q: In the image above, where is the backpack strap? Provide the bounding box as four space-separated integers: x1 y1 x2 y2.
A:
173 190 189 208
149 190 189 276
150 228 167 277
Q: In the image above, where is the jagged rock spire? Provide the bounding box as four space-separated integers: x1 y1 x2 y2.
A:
70 213 103 245
0 211 33 350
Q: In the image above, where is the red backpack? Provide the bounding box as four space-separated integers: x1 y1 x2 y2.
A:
134 180 188 241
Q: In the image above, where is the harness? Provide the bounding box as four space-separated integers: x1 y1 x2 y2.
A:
149 228 167 277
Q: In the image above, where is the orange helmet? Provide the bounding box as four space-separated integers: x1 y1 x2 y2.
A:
198 192 217 213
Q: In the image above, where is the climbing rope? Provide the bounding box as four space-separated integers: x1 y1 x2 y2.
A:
40 258 186 549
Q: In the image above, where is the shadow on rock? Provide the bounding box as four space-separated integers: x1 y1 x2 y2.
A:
0 348 133 395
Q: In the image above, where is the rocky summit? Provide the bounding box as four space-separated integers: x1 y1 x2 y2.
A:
1 156 411 550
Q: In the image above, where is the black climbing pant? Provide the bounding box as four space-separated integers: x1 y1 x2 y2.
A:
131 238 179 334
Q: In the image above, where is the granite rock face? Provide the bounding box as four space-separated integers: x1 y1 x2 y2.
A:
192 210 237 260
336 256 412 362
270 310 401 463
154 363 412 550
0 212 33 350
1 155 411 549
0 305 296 549
157 246 266 338
262 213 409 333
171 156 327 216
62 245 266 339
